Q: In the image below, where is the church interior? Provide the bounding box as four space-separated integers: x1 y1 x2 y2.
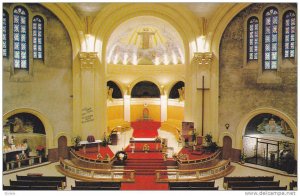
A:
1 2 298 192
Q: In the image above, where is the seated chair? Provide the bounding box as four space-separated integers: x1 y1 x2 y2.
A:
193 136 203 151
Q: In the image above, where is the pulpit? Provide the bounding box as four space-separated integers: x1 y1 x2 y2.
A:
110 131 118 145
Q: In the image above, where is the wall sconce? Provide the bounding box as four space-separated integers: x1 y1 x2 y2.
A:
225 123 230 130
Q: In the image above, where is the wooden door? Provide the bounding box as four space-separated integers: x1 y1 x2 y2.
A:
58 136 68 160
222 136 232 160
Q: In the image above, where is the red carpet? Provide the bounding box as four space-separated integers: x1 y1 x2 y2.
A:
121 121 168 190
122 151 168 190
121 175 168 190
131 121 161 138
76 146 114 160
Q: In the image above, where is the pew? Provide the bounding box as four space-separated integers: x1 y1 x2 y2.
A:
75 181 121 188
16 175 67 187
10 180 63 188
290 180 297 190
3 185 58 190
227 180 280 189
169 181 215 188
231 186 260 190
71 185 120 190
170 186 219 190
260 186 287 190
223 176 274 189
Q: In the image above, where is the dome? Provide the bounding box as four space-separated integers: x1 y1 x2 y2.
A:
106 16 185 65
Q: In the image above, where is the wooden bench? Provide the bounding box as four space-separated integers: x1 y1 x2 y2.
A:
16 175 67 187
170 186 219 190
260 186 287 190
3 185 58 190
290 180 297 190
75 181 121 188
10 180 63 188
223 176 274 189
227 181 280 189
6 156 41 170
169 181 215 188
71 185 120 190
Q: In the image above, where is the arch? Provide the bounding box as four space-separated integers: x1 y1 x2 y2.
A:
107 80 123 98
54 132 72 147
222 136 232 160
32 15 44 59
3 108 55 149
235 107 297 150
92 3 202 66
129 77 162 95
169 81 185 99
57 135 68 160
41 3 84 57
131 81 161 98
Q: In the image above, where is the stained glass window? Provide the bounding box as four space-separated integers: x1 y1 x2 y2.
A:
283 11 296 58
3 10 9 57
13 6 28 69
32 16 44 59
263 7 278 70
248 17 259 60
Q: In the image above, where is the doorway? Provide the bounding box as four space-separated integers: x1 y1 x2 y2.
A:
222 136 232 160
58 136 68 160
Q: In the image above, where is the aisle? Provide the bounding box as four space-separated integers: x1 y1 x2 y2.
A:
121 121 168 190
131 121 161 138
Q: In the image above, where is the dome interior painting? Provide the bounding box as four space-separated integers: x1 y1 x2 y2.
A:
106 16 185 65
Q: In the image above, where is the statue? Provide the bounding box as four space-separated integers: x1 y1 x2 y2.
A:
178 87 185 102
13 117 25 133
107 87 113 101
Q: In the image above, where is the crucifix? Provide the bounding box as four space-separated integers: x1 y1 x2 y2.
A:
201 75 205 136
138 28 155 49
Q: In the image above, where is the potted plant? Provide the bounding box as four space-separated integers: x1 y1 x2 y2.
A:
240 152 247 164
203 133 219 152
72 136 81 150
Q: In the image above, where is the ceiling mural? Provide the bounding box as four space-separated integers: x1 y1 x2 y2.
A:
106 16 185 65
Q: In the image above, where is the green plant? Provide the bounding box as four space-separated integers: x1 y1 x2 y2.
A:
72 136 81 147
204 134 213 144
240 152 247 163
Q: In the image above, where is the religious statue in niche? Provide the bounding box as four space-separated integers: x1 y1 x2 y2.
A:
143 103 149 120
178 87 185 102
107 86 114 101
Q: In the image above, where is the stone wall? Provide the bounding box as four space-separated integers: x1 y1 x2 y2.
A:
219 3 297 156
2 3 73 151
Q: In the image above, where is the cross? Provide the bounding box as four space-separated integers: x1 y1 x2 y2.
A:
138 28 155 49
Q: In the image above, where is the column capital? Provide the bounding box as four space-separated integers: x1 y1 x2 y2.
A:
79 52 98 69
192 52 213 65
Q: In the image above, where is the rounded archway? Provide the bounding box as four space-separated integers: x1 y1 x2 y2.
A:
107 80 123 99
169 81 185 99
3 108 54 149
131 81 161 98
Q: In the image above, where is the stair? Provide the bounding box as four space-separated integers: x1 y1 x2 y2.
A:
124 155 166 175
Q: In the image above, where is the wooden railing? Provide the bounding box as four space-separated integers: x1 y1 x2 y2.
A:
57 158 135 182
69 149 113 169
155 160 233 182
177 149 222 165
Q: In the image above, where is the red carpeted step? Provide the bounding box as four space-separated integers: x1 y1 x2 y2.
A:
121 175 168 190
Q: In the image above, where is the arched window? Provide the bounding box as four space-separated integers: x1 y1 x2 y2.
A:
3 10 9 57
247 17 259 60
13 6 29 69
32 16 44 59
283 11 296 58
263 7 278 70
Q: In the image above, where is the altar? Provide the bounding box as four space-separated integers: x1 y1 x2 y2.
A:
79 140 102 154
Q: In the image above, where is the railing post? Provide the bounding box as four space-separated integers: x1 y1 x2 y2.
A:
130 171 134 181
111 172 114 180
91 171 94 178
196 171 200 179
156 172 160 181
176 172 179 180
